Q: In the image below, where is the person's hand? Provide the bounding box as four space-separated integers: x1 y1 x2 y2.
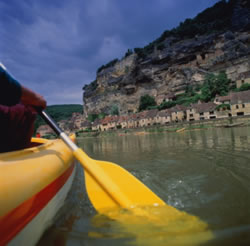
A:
21 86 47 109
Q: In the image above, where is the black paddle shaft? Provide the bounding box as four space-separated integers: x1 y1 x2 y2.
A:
39 110 63 135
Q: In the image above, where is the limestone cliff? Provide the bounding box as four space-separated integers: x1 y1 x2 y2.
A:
83 0 250 116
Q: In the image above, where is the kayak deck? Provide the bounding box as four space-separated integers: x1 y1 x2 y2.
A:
0 136 76 245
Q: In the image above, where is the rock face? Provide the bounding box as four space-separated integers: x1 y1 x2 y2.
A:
83 0 250 116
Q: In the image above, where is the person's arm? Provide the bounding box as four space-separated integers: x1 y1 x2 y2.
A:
0 63 46 109
21 86 47 109
0 65 22 106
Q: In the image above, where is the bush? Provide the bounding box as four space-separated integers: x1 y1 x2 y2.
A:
110 105 119 115
139 95 156 111
238 83 250 92
158 101 176 110
97 59 119 73
200 72 230 102
216 103 230 111
88 114 98 122
124 49 133 57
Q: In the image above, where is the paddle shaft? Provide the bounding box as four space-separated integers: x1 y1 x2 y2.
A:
40 110 78 151
39 110 133 208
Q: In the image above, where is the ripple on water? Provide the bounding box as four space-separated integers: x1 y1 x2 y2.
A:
39 127 250 245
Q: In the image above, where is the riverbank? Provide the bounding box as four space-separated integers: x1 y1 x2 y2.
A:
75 115 250 138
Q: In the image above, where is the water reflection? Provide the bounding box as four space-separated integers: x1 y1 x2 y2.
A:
40 126 250 245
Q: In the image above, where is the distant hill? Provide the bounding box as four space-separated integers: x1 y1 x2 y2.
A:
34 104 83 132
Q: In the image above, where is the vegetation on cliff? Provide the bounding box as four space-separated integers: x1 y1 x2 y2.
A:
140 72 232 111
83 0 250 116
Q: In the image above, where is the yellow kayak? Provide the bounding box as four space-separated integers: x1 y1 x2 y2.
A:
0 136 76 246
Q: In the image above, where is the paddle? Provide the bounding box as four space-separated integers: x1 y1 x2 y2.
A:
39 110 214 245
39 110 166 212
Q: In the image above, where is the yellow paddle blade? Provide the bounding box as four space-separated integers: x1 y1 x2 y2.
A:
74 149 214 245
90 207 214 245
85 160 166 212
73 148 165 212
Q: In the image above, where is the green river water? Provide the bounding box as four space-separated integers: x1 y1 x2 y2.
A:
38 126 250 246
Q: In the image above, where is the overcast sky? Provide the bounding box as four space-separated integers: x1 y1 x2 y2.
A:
0 0 220 105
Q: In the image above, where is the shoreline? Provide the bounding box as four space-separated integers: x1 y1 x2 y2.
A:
75 115 250 138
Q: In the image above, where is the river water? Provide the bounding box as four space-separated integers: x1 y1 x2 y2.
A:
38 127 250 246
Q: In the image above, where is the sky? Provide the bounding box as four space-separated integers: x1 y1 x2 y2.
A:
0 0 220 105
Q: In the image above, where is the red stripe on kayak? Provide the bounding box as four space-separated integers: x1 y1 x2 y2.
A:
0 163 75 246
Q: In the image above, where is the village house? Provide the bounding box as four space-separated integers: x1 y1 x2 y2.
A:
99 115 120 131
186 102 217 121
236 71 250 88
127 114 138 128
214 95 231 105
146 109 158 126
100 116 109 131
58 120 68 131
92 118 102 131
116 115 129 129
81 120 92 131
138 111 148 127
157 109 171 125
71 112 83 129
230 90 250 117
170 105 187 122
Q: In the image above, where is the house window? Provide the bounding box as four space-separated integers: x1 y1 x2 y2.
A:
200 117 205 120
209 111 214 114
237 112 244 116
200 112 204 116
210 116 216 119
242 104 245 108
190 114 193 117
236 105 239 109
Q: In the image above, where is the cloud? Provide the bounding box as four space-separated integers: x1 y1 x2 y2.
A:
0 0 220 105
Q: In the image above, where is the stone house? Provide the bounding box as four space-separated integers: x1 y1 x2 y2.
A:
215 105 231 119
81 120 92 131
214 95 231 105
127 114 138 128
230 90 250 117
236 71 250 88
58 120 68 131
170 105 187 122
116 115 127 129
146 109 158 126
99 116 119 131
186 102 217 121
138 111 149 127
92 119 102 131
71 112 83 129
157 109 171 125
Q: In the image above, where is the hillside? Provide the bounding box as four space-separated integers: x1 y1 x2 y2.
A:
82 0 250 116
34 104 82 131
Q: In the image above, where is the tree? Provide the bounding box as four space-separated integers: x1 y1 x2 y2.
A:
125 49 133 57
88 114 98 122
139 94 156 111
200 72 230 102
110 105 119 115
